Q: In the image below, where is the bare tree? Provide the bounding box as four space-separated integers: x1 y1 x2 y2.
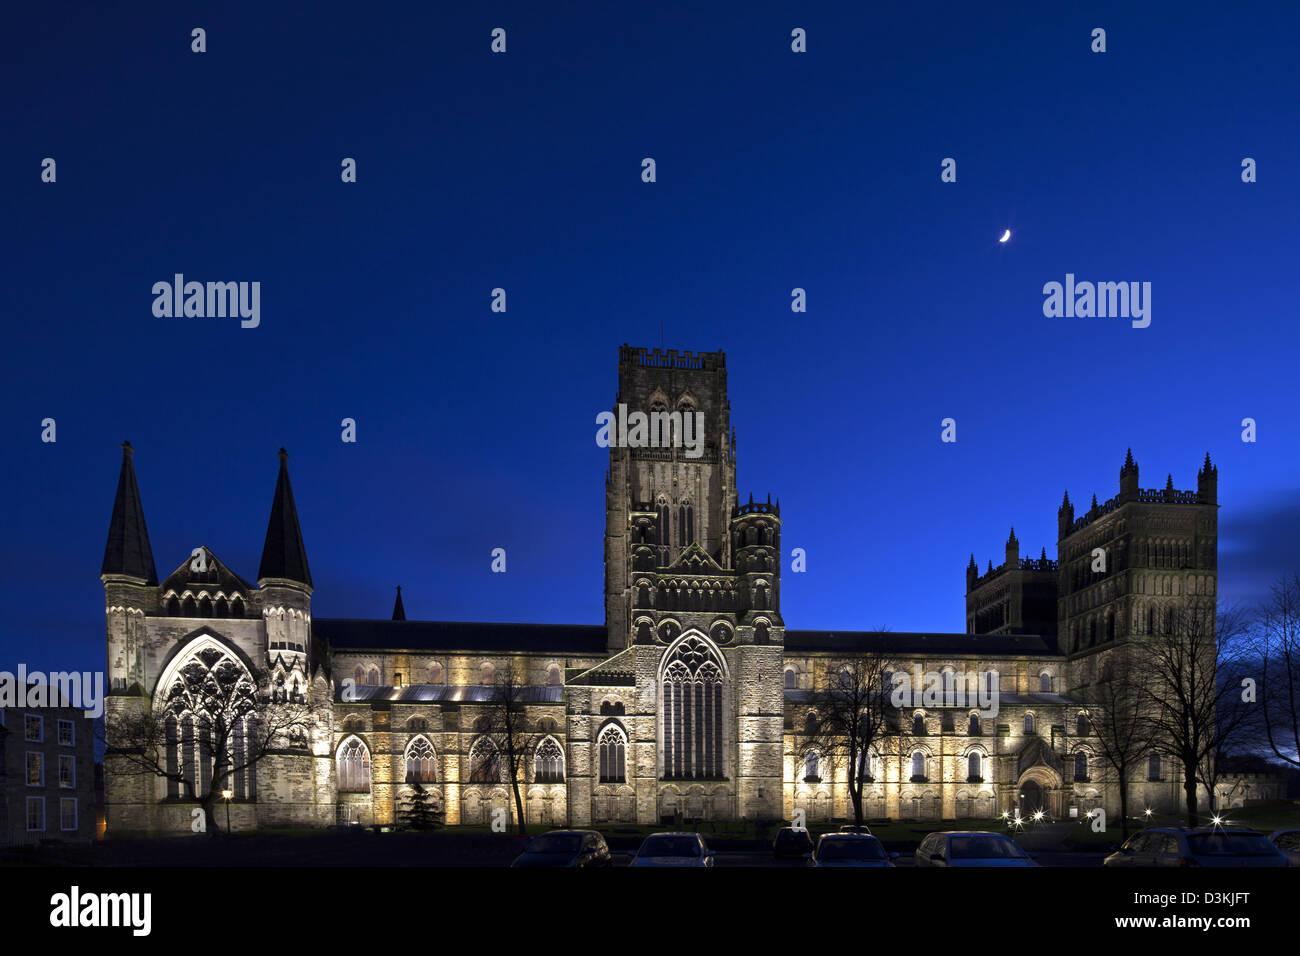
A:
1254 573 1300 771
480 660 538 836
104 647 315 836
800 648 894 827
1075 649 1157 839
1142 601 1253 825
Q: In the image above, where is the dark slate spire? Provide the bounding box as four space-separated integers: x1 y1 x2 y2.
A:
392 586 406 621
257 448 312 587
101 441 158 584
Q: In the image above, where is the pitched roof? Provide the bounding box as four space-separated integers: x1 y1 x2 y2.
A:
314 619 608 655
785 631 1059 656
257 448 312 586
101 441 158 584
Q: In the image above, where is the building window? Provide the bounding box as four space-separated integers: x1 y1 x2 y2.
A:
367 668 380 685
1039 672 1052 693
59 755 75 789
857 749 873 783
429 662 443 684
661 636 725 780
404 736 437 783
598 725 627 783
60 798 78 832
1074 751 1089 781
1147 752 1162 782
547 664 562 686
967 751 982 781
1024 713 1035 734
26 797 45 832
941 711 955 733
480 663 495 685
968 713 981 736
26 752 44 787
534 737 564 783
784 668 796 690
57 720 74 747
338 737 372 793
912 713 926 736
24 714 43 742
469 739 502 783
678 500 695 548
911 752 927 781
1076 713 1090 736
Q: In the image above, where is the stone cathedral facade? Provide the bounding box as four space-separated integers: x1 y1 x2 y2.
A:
102 345 1256 835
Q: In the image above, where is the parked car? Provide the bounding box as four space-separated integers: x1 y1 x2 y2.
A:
915 831 1037 867
810 833 895 867
629 832 715 867
838 824 874 835
510 829 612 868
1104 827 1289 868
1268 828 1300 866
773 827 815 858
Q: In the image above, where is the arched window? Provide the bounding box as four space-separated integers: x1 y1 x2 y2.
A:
546 664 562 686
804 712 817 736
1039 672 1052 693
804 750 820 781
1074 751 1088 781
228 596 244 618
165 595 180 616
967 751 982 781
404 736 437 783
656 499 671 565
469 738 502 783
198 595 212 617
367 667 380 685
1076 713 1089 736
338 737 371 793
784 668 796 690
598 725 627 783
534 737 564 783
428 662 443 685
968 713 981 736
678 500 694 548
912 713 926 736
985 671 998 694
353 666 364 686
1024 713 1035 734
181 595 197 617
838 669 852 689
911 752 926 781
857 749 873 782
661 636 725 780
214 597 228 618
480 663 495 685
1147 752 1162 781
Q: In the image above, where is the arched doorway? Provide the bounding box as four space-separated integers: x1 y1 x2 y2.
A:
1019 779 1043 815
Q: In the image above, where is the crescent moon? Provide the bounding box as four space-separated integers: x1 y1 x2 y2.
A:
999 229 1011 243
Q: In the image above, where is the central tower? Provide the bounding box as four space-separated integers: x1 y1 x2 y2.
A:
603 345 736 652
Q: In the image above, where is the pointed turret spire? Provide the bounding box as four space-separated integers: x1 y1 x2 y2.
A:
101 441 158 584
257 448 312 587
392 585 406 621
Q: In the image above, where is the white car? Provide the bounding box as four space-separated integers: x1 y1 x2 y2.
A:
629 832 715 867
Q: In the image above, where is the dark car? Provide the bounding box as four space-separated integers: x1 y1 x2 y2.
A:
1268 828 1300 866
773 826 816 858
510 829 612 868
629 832 715 867
810 833 895 868
915 831 1036 867
1104 827 1289 868
838 824 873 835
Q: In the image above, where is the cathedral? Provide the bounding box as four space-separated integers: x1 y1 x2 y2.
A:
102 345 1245 834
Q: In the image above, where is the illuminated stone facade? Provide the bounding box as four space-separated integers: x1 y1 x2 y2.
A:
102 347 1273 835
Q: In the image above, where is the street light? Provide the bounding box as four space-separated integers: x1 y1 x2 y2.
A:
222 789 233 834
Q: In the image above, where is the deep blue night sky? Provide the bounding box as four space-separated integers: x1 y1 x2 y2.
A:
4 1 1299 676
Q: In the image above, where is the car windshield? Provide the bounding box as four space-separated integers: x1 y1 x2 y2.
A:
948 835 1025 859
819 838 886 861
640 836 701 857
528 834 583 854
1187 833 1278 857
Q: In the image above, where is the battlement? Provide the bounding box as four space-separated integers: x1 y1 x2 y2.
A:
972 555 1058 588
732 494 780 519
619 344 726 371
1066 486 1202 535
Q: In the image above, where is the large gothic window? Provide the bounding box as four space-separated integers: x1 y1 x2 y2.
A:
656 500 671 566
599 725 627 783
534 736 564 783
661 636 725 780
469 738 502 783
404 736 437 783
678 500 694 548
338 737 371 793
